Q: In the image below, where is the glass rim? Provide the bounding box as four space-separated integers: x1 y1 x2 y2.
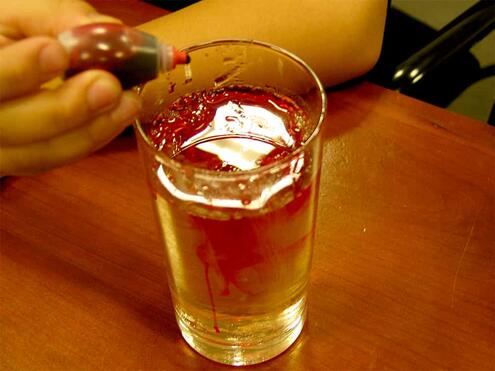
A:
134 38 327 178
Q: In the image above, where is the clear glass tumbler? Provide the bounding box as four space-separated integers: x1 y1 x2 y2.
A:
135 40 326 366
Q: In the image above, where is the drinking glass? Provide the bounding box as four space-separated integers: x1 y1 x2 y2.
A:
135 40 326 366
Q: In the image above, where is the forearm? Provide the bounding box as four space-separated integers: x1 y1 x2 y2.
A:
138 0 387 86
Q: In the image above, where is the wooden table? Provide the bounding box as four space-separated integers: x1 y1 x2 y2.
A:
1 2 494 370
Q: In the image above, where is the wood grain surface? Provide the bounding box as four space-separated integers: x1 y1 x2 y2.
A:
1 1 494 370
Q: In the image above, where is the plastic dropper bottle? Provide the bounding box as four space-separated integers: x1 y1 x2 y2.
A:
58 23 189 89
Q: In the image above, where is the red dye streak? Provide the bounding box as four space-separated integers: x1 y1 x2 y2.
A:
204 265 220 333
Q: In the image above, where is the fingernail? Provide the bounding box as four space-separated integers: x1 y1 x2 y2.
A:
111 94 142 123
87 76 122 112
39 42 68 75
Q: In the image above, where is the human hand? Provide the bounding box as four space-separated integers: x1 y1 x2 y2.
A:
0 0 142 175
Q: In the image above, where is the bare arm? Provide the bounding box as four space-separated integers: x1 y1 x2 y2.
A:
139 0 388 86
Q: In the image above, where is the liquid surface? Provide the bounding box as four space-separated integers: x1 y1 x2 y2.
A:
144 85 306 171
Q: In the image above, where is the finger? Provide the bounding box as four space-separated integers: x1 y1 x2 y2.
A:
1 0 121 39
0 70 123 145
0 37 68 101
0 34 14 47
0 92 141 176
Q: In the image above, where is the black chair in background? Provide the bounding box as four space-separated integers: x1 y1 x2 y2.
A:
368 0 495 124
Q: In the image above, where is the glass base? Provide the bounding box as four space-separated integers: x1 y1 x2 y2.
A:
175 296 306 366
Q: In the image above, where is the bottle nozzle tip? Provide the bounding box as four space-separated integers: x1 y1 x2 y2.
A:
174 50 190 66
160 45 190 71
